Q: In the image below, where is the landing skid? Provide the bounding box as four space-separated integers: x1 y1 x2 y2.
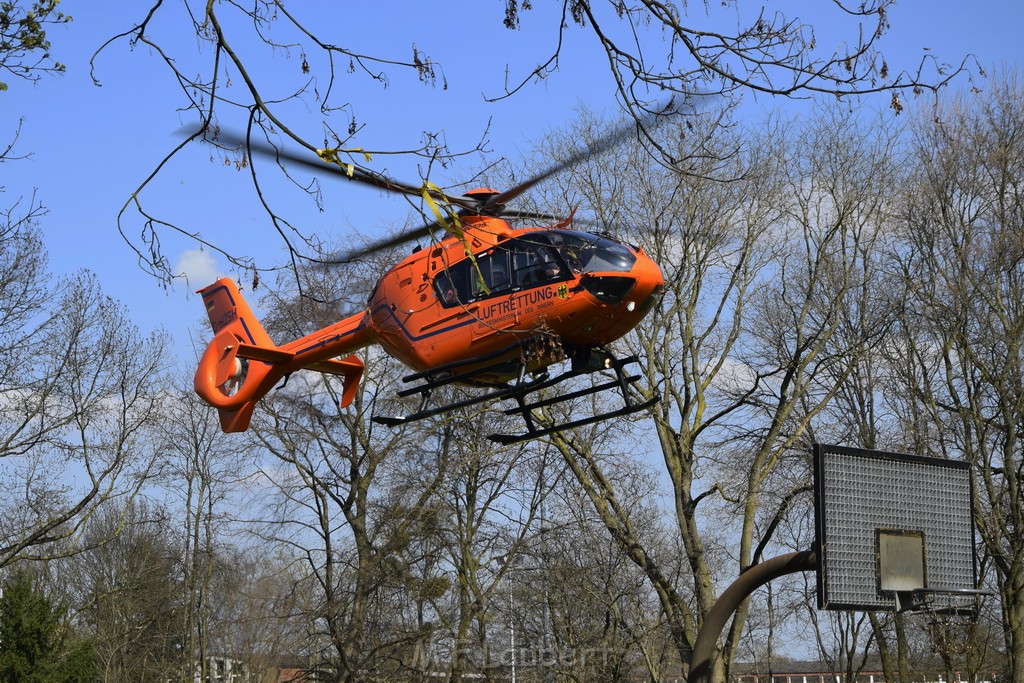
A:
372 347 658 444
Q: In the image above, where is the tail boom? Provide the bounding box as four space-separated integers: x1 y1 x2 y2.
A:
194 278 370 432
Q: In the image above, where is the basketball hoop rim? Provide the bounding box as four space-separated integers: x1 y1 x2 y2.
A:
895 586 993 615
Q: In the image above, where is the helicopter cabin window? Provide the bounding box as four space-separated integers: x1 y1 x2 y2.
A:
433 235 567 307
473 250 512 297
510 235 564 287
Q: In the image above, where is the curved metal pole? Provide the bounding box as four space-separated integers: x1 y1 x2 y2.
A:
688 550 818 683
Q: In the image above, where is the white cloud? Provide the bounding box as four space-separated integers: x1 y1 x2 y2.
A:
174 249 220 289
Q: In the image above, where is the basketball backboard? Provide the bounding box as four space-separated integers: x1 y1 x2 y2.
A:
813 444 980 613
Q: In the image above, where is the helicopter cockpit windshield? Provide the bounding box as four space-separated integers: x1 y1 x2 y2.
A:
537 230 637 274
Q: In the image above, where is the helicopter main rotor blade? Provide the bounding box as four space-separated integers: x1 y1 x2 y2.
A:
330 95 711 263
186 92 713 266
323 223 442 265
482 93 713 211
324 208 564 264
193 128 484 213
493 209 562 222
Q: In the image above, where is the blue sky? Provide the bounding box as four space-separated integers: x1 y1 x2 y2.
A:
2 0 1021 358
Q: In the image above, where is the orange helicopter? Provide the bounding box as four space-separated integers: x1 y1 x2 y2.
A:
192 110 672 443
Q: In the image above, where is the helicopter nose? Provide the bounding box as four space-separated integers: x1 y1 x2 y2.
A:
636 282 664 316
633 255 665 315
580 275 637 304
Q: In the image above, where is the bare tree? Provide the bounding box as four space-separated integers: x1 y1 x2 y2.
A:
507 101 911 680
155 374 252 680
230 259 454 682
92 1 972 286
95 1 477 287
69 500 183 683
518 466 683 683
427 415 555 683
499 0 970 106
0 213 167 566
889 75 1024 682
209 549 316 681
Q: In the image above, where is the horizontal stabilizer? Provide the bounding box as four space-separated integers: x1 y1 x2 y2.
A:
235 343 294 364
309 354 364 409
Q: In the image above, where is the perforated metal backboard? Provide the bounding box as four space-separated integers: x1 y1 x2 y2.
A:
813 444 978 612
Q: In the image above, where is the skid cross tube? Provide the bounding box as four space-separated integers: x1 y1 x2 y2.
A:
488 352 656 443
688 550 817 683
